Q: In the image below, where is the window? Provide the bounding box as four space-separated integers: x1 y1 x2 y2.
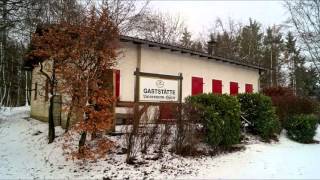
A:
245 84 253 93
192 77 203 95
115 69 120 99
212 79 222 94
230 82 239 96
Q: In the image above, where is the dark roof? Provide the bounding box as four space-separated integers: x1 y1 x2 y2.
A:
120 35 267 71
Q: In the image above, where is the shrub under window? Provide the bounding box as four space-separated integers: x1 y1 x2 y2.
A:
186 93 241 147
238 93 280 141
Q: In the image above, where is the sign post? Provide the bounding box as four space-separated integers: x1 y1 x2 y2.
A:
127 68 183 162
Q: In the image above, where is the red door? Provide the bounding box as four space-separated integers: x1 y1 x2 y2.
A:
230 82 238 96
212 79 222 94
192 77 203 95
159 103 175 121
245 84 253 93
115 70 120 99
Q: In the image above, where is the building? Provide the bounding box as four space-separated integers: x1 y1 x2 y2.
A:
24 35 266 127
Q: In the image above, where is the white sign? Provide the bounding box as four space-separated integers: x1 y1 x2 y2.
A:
139 76 179 102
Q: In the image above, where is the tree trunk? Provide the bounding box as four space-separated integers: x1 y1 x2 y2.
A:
78 131 87 154
64 105 73 133
91 131 97 140
25 71 29 106
48 95 55 143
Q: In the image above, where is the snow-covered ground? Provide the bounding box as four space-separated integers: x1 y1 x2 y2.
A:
0 107 320 179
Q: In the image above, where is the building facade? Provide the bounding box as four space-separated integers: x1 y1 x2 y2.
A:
26 36 265 126
115 36 263 102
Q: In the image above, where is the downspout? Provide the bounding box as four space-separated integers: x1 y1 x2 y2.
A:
258 69 262 92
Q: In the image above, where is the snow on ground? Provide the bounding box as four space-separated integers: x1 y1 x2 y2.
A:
0 107 320 179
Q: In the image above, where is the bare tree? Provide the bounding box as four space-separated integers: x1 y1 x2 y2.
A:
0 0 86 108
207 18 243 58
134 11 185 45
92 0 149 35
285 0 320 75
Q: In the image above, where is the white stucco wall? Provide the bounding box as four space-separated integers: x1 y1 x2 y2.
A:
115 42 260 102
114 42 138 102
30 40 261 122
30 60 69 127
30 65 50 121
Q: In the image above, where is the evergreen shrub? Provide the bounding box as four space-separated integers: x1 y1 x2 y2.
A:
285 114 318 143
238 93 280 141
186 94 241 147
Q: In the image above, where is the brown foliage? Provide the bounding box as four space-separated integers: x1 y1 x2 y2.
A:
28 6 119 159
262 86 318 124
262 86 294 97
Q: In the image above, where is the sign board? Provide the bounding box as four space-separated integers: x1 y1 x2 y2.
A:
139 76 179 102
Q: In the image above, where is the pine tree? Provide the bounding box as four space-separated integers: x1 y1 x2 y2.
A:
284 31 300 93
190 41 203 52
283 32 319 98
261 25 284 87
180 28 192 48
238 19 263 65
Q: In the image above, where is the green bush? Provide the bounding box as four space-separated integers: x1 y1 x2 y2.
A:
186 93 241 147
238 93 280 141
285 114 318 143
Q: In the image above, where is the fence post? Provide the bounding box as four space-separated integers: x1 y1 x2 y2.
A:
126 67 140 163
176 72 183 153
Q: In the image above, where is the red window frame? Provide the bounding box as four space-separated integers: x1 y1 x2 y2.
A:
245 84 253 93
192 76 203 96
230 82 239 96
212 79 222 94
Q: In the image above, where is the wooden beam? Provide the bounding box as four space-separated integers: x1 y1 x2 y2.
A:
134 71 183 80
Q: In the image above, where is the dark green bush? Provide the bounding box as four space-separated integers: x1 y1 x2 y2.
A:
186 93 241 147
285 114 318 143
238 93 280 141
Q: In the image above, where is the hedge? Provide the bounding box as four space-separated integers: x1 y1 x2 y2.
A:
238 93 280 141
186 93 241 147
262 87 319 124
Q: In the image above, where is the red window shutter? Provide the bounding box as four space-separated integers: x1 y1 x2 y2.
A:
230 82 238 96
192 77 203 95
212 79 222 94
115 70 120 98
245 84 253 93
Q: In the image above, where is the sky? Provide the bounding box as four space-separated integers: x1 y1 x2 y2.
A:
148 0 289 39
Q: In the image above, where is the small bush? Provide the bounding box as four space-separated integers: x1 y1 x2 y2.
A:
262 86 294 96
285 114 318 143
186 93 241 147
174 102 203 156
238 93 280 141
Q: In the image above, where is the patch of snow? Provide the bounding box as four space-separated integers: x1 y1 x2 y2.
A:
0 107 320 179
0 106 30 117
